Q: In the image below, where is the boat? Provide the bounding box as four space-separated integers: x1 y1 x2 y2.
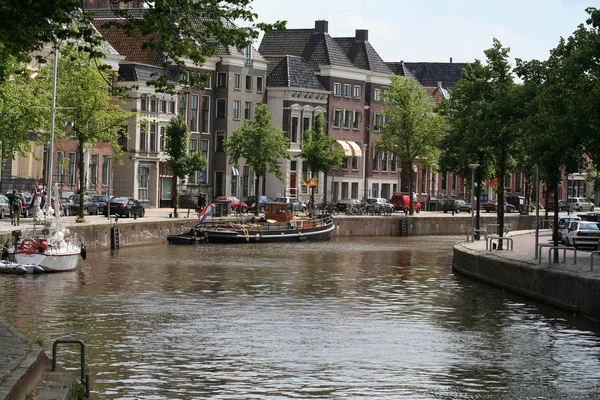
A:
199 202 335 243
7 185 85 272
167 225 208 245
0 260 44 274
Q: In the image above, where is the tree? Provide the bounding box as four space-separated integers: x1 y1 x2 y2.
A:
165 115 207 218
299 113 344 215
377 74 446 215
224 104 290 215
35 44 134 222
0 1 285 92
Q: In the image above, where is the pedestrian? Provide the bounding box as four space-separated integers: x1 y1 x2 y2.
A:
197 193 206 213
12 194 21 226
9 190 16 226
32 191 42 222
40 191 46 210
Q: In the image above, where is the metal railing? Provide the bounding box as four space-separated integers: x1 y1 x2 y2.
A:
466 228 487 242
536 244 577 265
52 339 90 398
486 235 514 251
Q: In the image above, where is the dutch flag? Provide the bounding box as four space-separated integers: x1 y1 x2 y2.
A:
199 203 212 223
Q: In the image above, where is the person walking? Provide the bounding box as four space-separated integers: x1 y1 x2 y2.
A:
32 192 42 222
12 194 21 226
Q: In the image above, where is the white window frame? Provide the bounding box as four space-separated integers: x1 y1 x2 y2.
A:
343 110 352 129
244 101 252 120
343 84 351 97
234 73 241 90
245 75 253 91
374 88 381 102
333 83 341 96
333 109 342 128
353 85 361 99
217 72 227 88
233 100 240 120
256 76 264 93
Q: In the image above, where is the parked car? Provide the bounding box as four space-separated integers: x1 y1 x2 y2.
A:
366 198 395 214
557 216 582 243
58 198 71 216
213 195 248 213
6 192 33 217
274 197 306 213
244 195 274 212
336 198 361 212
568 197 594 212
443 199 472 213
67 194 99 215
389 193 421 213
105 197 145 218
483 200 515 213
0 194 10 219
547 200 570 212
506 195 527 213
94 195 113 214
563 220 600 249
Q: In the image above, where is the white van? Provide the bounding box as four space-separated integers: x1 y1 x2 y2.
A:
568 197 594 212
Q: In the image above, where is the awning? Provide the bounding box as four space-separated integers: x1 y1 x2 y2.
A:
335 140 363 157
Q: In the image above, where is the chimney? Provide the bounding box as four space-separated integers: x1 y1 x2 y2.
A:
315 20 329 33
449 57 453 63
437 81 443 90
355 29 369 41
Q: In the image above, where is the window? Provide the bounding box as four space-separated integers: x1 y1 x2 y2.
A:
244 101 252 120
216 99 226 118
102 155 110 186
352 157 358 171
243 44 252 65
141 97 148 112
150 98 157 112
303 117 311 133
160 99 166 113
150 123 157 153
372 149 379 171
371 183 379 198
217 72 227 88
190 95 199 132
90 154 98 186
200 139 209 183
374 113 384 131
391 155 397 172
169 100 176 114
256 76 263 93
382 153 388 172
57 152 64 184
341 157 348 170
343 110 352 129
188 139 198 184
374 88 381 102
421 168 427 193
353 110 362 130
232 100 240 120
216 131 225 152
140 124 147 152
343 84 351 97
179 93 187 117
242 166 250 197
333 83 341 96
119 125 128 151
353 85 361 99
245 75 252 91
201 96 210 133
68 152 76 185
160 126 166 151
291 116 299 143
333 109 342 128
234 73 241 90
204 73 212 89
138 166 149 201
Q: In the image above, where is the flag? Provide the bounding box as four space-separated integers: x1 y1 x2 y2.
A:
199 202 212 223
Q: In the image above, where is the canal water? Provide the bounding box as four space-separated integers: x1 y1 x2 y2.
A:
1 236 600 399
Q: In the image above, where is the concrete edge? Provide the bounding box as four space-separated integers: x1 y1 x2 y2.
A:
2 345 49 400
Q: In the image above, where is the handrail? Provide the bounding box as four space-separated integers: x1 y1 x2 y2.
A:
537 244 577 265
466 228 487 242
52 339 90 398
486 235 513 251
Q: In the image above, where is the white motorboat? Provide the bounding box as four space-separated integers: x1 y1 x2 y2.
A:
0 260 44 274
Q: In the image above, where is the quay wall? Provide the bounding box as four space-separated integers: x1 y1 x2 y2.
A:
452 243 600 322
0 214 537 251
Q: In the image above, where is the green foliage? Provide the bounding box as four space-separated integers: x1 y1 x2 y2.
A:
0 56 47 158
224 104 290 214
377 74 446 214
34 45 135 221
165 115 207 217
299 113 344 211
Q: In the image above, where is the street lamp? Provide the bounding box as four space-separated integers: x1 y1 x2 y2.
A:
468 163 480 240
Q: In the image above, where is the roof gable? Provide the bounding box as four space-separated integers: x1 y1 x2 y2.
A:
266 55 326 91
334 37 391 74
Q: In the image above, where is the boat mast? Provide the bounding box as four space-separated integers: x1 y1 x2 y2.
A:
45 44 59 211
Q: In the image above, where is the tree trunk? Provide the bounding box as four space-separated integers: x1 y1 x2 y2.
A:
173 174 179 218
254 176 261 216
77 138 85 220
553 186 560 263
408 161 414 215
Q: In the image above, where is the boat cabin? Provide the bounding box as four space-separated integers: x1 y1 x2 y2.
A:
264 202 294 222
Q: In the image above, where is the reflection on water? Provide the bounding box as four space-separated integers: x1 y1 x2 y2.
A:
1 236 600 399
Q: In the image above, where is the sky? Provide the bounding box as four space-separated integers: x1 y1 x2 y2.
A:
248 0 593 65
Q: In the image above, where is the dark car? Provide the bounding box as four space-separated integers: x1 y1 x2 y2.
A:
214 195 248 213
336 198 361 212
68 194 99 215
105 197 145 218
244 195 274 211
483 200 515 213
443 199 472 213
94 195 113 214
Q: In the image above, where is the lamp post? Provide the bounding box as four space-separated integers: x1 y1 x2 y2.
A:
468 163 480 240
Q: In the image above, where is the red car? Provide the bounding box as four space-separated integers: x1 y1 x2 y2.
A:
213 196 248 213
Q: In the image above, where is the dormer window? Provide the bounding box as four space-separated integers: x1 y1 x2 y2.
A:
244 45 252 65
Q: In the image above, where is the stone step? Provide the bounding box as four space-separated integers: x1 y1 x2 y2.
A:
31 370 75 400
